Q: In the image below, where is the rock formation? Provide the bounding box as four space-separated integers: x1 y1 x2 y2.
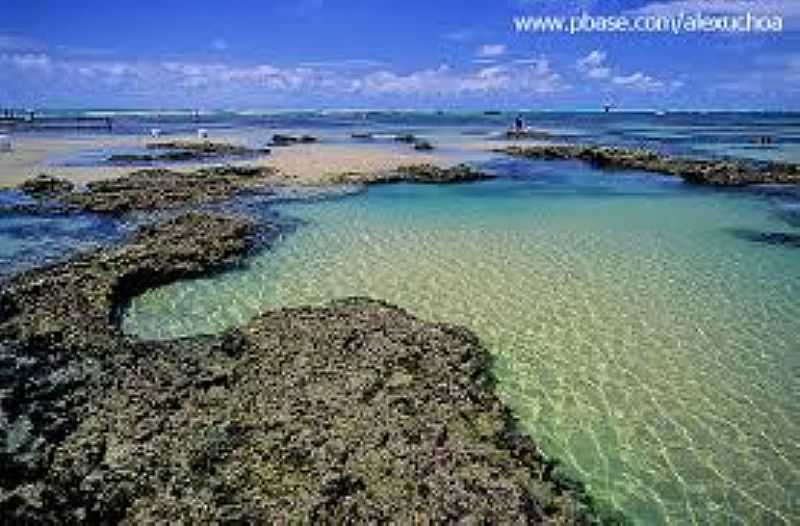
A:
107 141 269 164
0 210 605 523
19 166 279 215
498 144 800 186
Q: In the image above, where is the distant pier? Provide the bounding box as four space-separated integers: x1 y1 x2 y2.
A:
0 109 113 132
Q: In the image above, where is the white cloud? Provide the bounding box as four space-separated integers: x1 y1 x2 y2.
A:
358 59 564 96
612 72 666 92
0 50 570 102
576 50 610 79
476 44 507 58
2 53 53 73
574 50 677 93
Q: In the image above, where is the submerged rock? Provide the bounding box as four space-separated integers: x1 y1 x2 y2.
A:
498 144 800 186
728 228 800 248
0 210 605 523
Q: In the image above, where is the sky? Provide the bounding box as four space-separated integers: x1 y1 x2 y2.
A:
0 0 798 110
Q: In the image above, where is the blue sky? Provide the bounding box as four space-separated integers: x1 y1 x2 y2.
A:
0 0 798 109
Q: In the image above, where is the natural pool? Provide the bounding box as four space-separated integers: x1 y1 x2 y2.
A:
124 159 800 524
0 195 125 279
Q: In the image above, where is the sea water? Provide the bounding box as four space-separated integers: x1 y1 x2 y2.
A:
0 203 125 279
123 159 800 524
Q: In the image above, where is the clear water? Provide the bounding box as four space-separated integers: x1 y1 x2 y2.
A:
124 160 800 524
0 200 125 279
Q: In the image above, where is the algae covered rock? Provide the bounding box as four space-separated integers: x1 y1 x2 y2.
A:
106 141 269 164
19 174 75 198
498 144 800 186
0 213 259 353
60 166 275 214
394 163 492 183
0 210 603 523
145 140 254 156
330 163 493 186
1 297 602 523
269 134 318 147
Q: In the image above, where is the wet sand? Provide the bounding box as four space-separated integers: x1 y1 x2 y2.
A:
0 135 139 187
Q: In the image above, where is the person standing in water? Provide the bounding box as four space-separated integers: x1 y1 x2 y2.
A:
514 114 524 133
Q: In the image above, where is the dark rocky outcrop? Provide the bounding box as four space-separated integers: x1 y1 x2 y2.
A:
16 159 491 218
146 140 262 156
19 166 279 215
350 132 434 151
107 141 269 164
0 213 258 353
269 134 318 147
332 163 493 185
0 209 606 523
498 144 800 186
19 175 75 199
393 163 492 183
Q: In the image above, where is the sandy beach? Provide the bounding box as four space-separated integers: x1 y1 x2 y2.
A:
0 134 453 188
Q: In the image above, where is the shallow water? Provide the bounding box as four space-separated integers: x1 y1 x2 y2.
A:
0 201 125 278
124 160 800 524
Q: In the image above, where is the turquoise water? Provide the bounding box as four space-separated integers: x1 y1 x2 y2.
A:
124 160 800 524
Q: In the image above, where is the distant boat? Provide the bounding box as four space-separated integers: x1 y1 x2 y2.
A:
603 104 614 113
655 110 667 116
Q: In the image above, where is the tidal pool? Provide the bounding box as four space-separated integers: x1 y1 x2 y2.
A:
125 160 800 524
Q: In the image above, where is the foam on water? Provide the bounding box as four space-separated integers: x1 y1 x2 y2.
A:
123 161 800 524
